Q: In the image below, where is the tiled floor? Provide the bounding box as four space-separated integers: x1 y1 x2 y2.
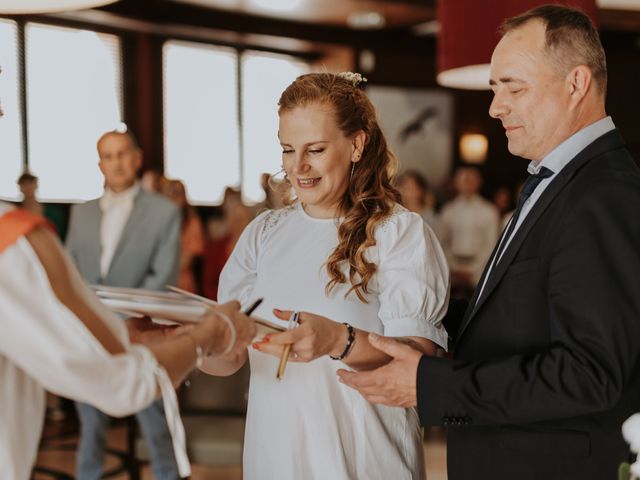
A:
34 421 447 479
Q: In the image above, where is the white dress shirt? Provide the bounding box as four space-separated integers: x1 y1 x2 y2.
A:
437 194 501 284
99 182 139 277
477 116 616 302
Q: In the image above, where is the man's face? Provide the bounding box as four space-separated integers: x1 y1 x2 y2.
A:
97 133 141 192
489 20 572 162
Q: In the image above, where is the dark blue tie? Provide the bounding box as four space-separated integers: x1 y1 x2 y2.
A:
494 166 554 263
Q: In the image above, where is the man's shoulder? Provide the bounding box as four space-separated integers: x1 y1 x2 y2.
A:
136 190 178 216
70 198 100 215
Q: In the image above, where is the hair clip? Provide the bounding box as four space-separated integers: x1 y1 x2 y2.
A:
336 72 368 87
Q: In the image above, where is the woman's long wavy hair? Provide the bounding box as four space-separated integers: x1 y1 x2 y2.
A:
278 73 400 303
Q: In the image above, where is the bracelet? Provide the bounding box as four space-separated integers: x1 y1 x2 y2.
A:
215 312 236 356
185 332 205 369
329 323 356 361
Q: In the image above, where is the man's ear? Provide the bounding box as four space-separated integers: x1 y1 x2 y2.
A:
567 65 592 103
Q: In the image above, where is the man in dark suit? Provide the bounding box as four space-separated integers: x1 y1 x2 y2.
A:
338 5 640 479
67 130 181 480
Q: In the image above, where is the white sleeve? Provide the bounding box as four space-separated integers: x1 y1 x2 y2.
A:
0 237 159 418
375 210 450 350
218 210 269 305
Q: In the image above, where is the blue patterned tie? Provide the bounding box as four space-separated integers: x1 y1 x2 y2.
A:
494 166 554 263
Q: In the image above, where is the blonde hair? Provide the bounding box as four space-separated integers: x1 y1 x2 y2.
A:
278 73 400 302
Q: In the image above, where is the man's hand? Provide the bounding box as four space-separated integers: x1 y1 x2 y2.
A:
336 332 423 408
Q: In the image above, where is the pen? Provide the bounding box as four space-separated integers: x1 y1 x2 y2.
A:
244 298 264 315
276 311 299 381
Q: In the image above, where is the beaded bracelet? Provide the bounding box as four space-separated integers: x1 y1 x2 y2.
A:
329 323 356 361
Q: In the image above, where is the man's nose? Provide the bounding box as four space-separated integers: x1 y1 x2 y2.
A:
489 92 507 119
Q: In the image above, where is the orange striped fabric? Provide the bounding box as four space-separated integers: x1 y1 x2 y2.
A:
0 208 50 255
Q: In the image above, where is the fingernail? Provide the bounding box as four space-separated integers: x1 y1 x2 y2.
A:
252 343 261 350
262 335 270 343
369 332 380 342
273 308 281 314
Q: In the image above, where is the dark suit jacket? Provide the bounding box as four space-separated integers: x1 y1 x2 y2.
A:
417 130 640 479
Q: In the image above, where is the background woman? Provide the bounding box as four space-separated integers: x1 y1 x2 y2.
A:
397 169 437 230
165 179 205 293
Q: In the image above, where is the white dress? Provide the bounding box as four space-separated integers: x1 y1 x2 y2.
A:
0 202 188 480
219 202 449 480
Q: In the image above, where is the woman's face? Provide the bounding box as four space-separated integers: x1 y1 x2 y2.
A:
279 102 359 219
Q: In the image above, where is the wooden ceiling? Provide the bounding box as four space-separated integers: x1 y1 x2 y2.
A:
168 0 436 28
34 0 640 54
161 0 640 31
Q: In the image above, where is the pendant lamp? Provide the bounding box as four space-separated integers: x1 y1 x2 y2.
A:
0 0 117 14
436 0 599 90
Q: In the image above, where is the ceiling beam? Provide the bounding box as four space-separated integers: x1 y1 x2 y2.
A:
97 0 435 51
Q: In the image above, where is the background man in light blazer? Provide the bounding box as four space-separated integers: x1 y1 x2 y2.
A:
338 5 640 480
66 129 181 479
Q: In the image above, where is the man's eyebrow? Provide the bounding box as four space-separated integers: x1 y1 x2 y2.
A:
489 77 526 86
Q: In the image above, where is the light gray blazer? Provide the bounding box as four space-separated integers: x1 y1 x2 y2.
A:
66 189 180 290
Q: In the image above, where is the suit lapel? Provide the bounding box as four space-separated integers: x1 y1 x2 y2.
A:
107 190 148 274
456 129 625 341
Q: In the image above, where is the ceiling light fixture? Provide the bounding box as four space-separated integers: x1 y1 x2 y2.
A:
0 0 117 14
249 0 305 14
347 11 386 30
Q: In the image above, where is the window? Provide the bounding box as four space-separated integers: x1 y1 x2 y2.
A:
0 19 23 201
241 50 307 204
26 23 122 202
164 41 240 205
163 41 308 205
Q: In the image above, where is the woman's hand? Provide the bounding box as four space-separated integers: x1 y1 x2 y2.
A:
253 309 347 362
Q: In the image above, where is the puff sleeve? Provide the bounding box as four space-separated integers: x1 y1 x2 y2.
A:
374 210 450 349
218 210 269 305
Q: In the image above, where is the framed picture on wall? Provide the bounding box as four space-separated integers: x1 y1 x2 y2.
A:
367 86 454 191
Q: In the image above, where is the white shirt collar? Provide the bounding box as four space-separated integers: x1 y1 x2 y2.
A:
527 116 616 176
100 182 140 211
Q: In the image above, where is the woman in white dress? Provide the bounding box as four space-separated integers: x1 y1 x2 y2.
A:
205 72 449 479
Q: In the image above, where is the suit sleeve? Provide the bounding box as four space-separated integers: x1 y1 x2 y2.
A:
441 298 469 346
417 178 640 426
140 204 181 290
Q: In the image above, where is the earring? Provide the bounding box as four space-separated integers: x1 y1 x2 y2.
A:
350 162 355 180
